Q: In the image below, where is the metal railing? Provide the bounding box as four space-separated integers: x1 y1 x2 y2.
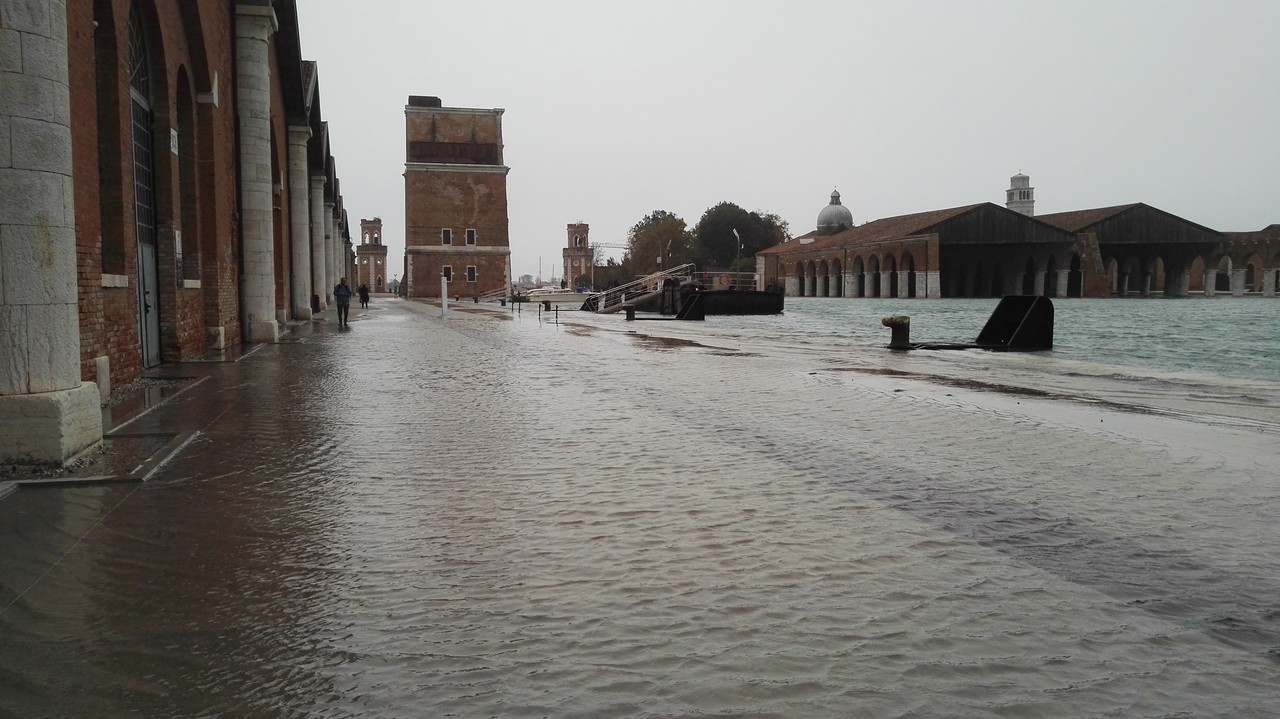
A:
587 263 696 314
690 271 756 292
477 286 511 303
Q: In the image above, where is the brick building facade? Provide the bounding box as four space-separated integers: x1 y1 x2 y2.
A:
1 0 354 465
402 96 510 299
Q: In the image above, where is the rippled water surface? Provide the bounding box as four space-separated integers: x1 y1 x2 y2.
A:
2 296 1278 718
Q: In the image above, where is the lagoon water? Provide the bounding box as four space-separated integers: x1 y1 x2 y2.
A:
1 296 1278 718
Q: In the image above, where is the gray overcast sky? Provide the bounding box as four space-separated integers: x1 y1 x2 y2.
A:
299 1 1278 282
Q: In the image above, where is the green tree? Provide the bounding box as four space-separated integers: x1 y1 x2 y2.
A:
622 210 695 276
593 257 628 289
694 202 792 272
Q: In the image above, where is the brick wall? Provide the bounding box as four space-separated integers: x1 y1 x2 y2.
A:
407 254 509 299
64 2 334 385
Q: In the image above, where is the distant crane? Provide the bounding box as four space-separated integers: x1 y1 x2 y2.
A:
589 242 630 288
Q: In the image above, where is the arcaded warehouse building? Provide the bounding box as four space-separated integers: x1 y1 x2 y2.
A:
760 175 1276 299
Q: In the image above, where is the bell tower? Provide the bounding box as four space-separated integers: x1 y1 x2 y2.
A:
563 222 593 289
1006 172 1035 217
357 217 389 291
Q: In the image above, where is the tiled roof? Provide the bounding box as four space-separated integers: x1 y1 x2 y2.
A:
759 203 986 255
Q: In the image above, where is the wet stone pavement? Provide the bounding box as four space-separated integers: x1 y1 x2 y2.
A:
2 296 1279 718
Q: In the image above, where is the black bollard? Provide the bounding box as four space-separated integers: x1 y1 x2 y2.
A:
624 304 636 321
882 314 911 349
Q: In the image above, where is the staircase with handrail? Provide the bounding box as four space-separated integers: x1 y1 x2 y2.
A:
584 264 697 313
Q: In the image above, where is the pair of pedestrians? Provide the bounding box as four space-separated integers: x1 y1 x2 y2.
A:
333 278 373 326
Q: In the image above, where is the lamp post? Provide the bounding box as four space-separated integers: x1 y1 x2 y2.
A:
733 228 741 276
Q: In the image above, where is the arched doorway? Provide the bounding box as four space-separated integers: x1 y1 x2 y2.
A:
130 4 161 367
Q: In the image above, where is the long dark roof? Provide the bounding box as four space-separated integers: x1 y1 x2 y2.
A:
1035 204 1142 232
759 204 985 255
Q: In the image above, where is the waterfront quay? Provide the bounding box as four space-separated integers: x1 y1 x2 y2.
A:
2 297 1278 718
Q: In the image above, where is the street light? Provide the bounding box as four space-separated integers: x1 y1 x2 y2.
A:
733 228 741 277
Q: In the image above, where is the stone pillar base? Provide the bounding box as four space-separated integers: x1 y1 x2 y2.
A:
293 306 313 320
207 326 226 350
0 383 104 466
247 320 279 344
94 356 111 404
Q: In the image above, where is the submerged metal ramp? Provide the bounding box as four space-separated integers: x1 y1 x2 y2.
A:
883 295 1055 351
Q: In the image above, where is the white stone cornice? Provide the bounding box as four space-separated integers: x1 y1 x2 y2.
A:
404 163 510 175
235 3 279 34
404 106 505 117
405 246 511 255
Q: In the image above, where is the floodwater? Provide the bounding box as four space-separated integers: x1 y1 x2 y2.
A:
2 296 1278 718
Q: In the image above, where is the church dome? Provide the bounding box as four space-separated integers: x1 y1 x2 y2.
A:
817 189 854 230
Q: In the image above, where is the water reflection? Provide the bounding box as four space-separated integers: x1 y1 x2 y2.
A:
1 298 1278 717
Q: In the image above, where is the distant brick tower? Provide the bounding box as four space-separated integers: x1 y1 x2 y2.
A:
402 95 511 298
563 223 592 289
356 217 389 292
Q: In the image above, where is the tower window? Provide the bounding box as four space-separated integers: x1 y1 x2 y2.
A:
467 265 477 282
442 228 452 245
465 228 476 245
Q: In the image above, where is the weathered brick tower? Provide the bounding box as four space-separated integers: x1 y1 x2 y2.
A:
403 96 511 298
563 223 592 289
357 218 388 291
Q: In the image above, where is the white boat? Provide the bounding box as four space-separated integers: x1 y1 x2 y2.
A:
522 287 594 305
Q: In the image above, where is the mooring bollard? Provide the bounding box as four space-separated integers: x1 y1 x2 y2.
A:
882 314 911 349
623 304 636 321
542 300 552 311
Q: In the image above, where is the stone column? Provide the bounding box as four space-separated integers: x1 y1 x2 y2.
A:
0 0 103 464
897 270 909 298
308 176 327 310
1203 269 1216 297
1056 269 1071 298
1164 267 1188 297
1009 271 1023 295
1031 270 1046 296
324 200 336 302
235 2 278 342
287 125 311 319
879 272 893 298
923 271 941 298
1262 268 1276 298
784 275 797 296
1230 268 1246 296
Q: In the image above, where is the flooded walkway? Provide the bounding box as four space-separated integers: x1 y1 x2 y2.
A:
2 297 1278 718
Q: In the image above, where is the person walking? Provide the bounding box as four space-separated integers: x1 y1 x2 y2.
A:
333 277 353 326
357 283 370 309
